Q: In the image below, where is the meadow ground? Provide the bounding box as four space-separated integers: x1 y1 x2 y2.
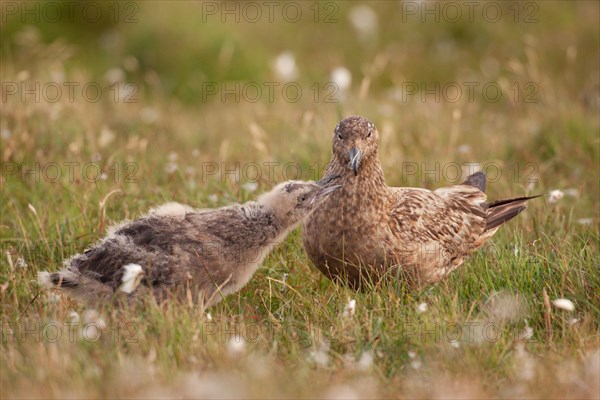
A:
1 1 599 398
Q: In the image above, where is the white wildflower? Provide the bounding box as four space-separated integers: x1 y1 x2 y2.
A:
120 263 143 294
410 359 422 369
28 203 38 216
241 182 258 192
407 351 417 359
68 311 80 324
309 338 330 367
548 189 564 203
165 162 178 174
15 257 27 269
123 56 139 72
568 318 578 326
206 312 212 322
280 273 289 292
273 51 298 82
576 218 593 226
48 292 61 304
348 5 378 37
16 70 30 81
521 326 534 340
98 127 115 148
105 67 125 84
310 346 330 367
457 144 471 154
227 335 246 356
343 299 356 318
416 302 428 313
552 298 575 312
357 351 373 370
453 109 462 120
331 67 352 92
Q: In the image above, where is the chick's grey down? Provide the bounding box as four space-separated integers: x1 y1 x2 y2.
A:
39 179 340 306
302 116 538 288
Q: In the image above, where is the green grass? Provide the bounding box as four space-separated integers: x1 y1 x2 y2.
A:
1 1 599 398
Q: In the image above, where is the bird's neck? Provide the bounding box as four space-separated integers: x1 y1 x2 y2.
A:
323 155 391 218
327 155 387 192
242 202 281 231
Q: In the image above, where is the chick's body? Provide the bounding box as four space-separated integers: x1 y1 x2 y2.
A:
40 180 340 306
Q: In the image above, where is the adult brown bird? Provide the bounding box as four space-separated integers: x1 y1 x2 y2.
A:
39 178 341 307
302 116 538 288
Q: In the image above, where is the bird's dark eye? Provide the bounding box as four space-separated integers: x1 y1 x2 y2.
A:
300 195 307 202
367 130 372 138
337 134 343 140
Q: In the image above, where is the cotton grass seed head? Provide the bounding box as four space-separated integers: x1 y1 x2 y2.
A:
548 189 564 203
227 335 246 356
120 263 144 294
343 299 356 318
552 298 575 312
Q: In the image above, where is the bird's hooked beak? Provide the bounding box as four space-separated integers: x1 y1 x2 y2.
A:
347 146 362 176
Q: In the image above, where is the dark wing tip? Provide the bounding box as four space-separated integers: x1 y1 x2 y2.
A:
461 171 487 192
484 195 540 231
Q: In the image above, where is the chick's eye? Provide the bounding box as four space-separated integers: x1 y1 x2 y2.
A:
300 195 307 202
367 130 372 138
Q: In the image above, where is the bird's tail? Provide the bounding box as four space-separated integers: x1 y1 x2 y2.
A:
484 195 540 231
38 269 114 304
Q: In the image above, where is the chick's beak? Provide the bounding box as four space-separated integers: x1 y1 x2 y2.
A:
348 146 362 176
310 184 342 206
316 174 341 187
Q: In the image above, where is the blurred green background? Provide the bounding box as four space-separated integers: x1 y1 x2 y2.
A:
1 2 599 398
2 1 598 102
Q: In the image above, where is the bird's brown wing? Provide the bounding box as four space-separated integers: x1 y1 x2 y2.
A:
385 185 489 283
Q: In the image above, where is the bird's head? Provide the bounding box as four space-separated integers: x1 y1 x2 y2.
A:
258 175 341 226
332 116 379 176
